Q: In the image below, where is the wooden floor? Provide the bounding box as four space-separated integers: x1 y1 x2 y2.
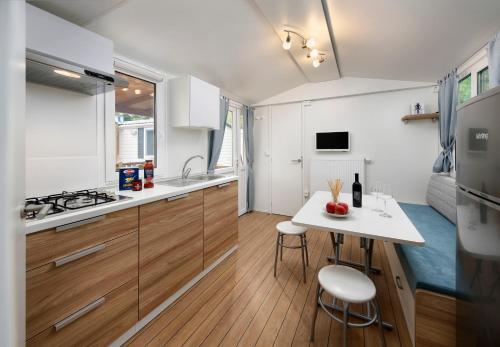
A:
126 212 412 347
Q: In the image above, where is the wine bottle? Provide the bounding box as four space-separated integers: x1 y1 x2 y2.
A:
352 173 362 207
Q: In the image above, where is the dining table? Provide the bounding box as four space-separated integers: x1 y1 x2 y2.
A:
291 191 425 329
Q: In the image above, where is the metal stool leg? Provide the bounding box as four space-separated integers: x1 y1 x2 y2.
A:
274 232 280 277
343 302 350 347
310 283 321 341
300 235 307 283
303 234 309 266
375 299 386 347
279 234 283 261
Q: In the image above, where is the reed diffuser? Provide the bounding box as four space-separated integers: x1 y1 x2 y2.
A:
328 179 343 203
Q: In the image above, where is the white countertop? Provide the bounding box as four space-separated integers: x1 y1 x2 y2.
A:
25 175 239 234
292 191 425 246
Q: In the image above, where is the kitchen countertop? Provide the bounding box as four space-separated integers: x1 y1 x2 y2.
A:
26 175 239 234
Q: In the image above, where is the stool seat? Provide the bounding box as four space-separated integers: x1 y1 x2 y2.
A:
276 221 307 235
318 265 376 304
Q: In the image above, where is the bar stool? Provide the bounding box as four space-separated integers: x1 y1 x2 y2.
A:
310 265 386 347
274 221 309 283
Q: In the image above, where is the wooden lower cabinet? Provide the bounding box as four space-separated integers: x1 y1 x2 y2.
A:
203 182 238 268
139 190 204 318
26 232 138 339
27 280 138 347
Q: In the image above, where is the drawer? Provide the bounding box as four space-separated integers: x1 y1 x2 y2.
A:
27 207 139 271
384 241 415 345
27 232 138 339
27 280 138 347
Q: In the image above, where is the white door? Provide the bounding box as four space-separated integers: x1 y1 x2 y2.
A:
237 110 248 216
271 103 303 216
0 1 26 345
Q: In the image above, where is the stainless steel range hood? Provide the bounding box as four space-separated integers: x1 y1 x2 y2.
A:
26 50 128 96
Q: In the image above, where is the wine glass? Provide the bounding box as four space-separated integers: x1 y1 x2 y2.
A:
371 181 383 212
379 184 393 218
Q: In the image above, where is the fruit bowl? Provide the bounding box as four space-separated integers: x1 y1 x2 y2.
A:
323 207 353 218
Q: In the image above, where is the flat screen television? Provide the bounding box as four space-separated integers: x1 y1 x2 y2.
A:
316 132 350 151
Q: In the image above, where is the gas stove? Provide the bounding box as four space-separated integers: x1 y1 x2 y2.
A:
25 189 129 220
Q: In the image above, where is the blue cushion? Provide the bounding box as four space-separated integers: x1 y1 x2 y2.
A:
396 203 456 297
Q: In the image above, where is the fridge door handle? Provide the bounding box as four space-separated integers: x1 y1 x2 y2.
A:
458 188 500 212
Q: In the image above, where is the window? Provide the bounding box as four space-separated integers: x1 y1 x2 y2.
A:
458 74 471 104
477 67 489 95
114 72 156 169
217 108 234 168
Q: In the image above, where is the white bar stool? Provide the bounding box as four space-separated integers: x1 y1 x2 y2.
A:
310 265 386 347
274 221 309 283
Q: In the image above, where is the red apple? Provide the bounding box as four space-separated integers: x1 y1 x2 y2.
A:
338 202 349 213
335 204 347 215
326 201 336 213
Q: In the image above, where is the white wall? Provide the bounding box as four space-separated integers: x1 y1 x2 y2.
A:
253 78 439 210
0 1 26 345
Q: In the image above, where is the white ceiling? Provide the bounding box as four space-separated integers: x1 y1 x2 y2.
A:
325 0 500 81
29 0 500 103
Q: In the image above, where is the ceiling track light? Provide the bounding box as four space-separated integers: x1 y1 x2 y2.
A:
282 29 326 68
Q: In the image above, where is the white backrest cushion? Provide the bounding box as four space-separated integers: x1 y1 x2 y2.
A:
426 174 457 224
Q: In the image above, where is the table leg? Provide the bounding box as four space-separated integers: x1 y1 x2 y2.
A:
327 234 381 274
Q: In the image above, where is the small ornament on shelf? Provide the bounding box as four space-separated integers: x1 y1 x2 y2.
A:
411 102 425 115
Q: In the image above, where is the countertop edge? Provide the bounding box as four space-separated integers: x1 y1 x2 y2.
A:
25 175 239 234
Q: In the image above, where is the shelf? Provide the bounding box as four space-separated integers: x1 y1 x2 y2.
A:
401 113 439 123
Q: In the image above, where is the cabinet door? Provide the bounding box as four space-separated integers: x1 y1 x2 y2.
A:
139 190 204 318
189 75 220 129
203 182 238 268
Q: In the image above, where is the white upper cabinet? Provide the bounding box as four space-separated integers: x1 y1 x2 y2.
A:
169 75 220 130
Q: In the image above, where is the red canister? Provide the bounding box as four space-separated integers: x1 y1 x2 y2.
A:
132 180 143 191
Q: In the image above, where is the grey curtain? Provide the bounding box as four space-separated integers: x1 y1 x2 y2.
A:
433 72 458 173
488 31 500 88
207 96 229 172
243 106 255 211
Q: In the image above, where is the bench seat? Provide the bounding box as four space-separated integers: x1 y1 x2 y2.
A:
396 203 456 297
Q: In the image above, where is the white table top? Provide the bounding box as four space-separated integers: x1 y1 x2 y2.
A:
292 191 425 246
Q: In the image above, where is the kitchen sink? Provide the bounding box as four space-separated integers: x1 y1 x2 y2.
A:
189 174 226 181
160 174 226 187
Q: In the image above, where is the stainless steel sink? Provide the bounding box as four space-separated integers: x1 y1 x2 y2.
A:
189 174 226 181
160 178 201 187
160 174 226 187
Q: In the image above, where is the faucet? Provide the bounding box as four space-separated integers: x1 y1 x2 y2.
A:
181 155 204 180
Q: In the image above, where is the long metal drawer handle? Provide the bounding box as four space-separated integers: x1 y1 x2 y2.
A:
218 183 230 188
54 297 106 332
54 244 106 267
167 193 189 201
395 275 403 290
56 215 106 232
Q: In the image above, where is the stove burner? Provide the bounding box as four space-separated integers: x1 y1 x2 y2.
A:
25 189 118 220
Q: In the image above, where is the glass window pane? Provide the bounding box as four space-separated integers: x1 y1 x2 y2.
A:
115 72 156 169
478 67 489 95
217 110 233 168
458 74 471 104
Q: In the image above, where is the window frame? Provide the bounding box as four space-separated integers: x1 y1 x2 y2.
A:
214 103 242 175
477 66 489 95
457 47 488 103
104 56 167 184
458 73 472 105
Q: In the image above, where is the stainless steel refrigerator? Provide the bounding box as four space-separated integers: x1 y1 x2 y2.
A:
456 85 500 346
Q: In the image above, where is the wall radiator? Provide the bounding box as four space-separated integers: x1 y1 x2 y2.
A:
309 159 366 196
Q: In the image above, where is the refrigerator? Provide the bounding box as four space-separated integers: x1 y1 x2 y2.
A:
456 85 500 346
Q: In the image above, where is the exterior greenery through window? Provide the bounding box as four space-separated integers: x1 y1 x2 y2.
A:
458 74 471 104
114 72 156 169
477 67 489 95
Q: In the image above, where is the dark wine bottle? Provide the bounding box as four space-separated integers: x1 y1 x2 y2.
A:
352 173 362 207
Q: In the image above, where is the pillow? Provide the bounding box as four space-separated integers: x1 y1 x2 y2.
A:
426 174 457 224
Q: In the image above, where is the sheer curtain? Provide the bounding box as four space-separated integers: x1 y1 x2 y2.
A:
433 72 458 173
243 106 254 211
488 31 500 88
207 96 229 173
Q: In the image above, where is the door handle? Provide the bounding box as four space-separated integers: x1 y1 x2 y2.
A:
291 158 302 163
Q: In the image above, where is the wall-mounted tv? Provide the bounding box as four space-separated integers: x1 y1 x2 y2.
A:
316 132 350 151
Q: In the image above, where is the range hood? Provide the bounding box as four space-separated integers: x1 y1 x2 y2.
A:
26 50 128 96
